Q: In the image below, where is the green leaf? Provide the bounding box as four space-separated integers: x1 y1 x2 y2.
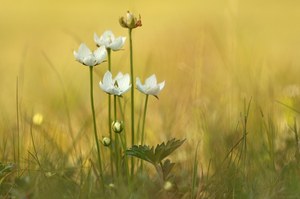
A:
125 145 156 164
154 138 186 162
126 138 185 165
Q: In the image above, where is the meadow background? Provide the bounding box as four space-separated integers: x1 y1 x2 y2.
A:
1 0 300 198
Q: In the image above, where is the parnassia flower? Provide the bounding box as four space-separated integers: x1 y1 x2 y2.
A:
136 74 165 98
119 11 142 29
74 43 107 67
94 31 126 51
99 71 131 96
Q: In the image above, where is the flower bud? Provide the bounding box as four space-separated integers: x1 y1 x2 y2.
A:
112 120 124 134
108 183 115 189
119 11 142 29
163 181 173 191
102 137 111 147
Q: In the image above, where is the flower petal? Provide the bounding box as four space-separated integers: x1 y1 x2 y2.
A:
136 77 146 94
94 46 107 64
83 55 97 66
100 71 114 93
146 86 161 96
117 73 130 91
158 81 165 91
109 37 126 51
145 74 157 87
114 72 124 81
94 33 101 46
74 43 92 63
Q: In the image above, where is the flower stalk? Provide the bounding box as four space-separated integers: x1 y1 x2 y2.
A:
113 95 120 177
129 28 135 176
107 48 114 178
140 94 149 171
89 66 104 185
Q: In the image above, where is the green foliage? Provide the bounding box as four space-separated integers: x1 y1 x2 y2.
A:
125 138 185 165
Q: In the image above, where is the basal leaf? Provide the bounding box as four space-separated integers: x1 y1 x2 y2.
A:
154 138 186 162
125 145 156 164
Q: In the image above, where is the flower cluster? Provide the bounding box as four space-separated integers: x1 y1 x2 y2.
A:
71 11 175 188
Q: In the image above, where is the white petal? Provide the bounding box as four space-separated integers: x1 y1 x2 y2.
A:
103 71 113 85
94 33 101 46
99 30 115 47
158 81 165 91
102 30 114 40
146 86 161 96
114 72 124 81
100 71 114 93
73 50 79 61
145 74 157 88
77 43 92 58
136 77 146 94
109 37 126 51
119 84 131 95
117 74 130 91
94 46 107 64
83 55 97 66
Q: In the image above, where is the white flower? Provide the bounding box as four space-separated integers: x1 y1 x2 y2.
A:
136 74 165 98
94 31 126 51
74 43 107 66
99 71 131 96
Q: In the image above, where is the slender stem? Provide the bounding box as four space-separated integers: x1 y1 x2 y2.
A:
141 95 149 146
89 66 104 185
129 28 135 176
140 95 149 171
107 48 114 178
114 95 119 177
118 97 130 181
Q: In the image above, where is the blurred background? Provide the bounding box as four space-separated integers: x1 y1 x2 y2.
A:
1 0 300 168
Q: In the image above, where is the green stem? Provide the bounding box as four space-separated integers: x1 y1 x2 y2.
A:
141 95 149 145
107 49 114 178
118 97 130 182
140 95 149 171
114 95 119 176
129 28 135 176
89 66 104 185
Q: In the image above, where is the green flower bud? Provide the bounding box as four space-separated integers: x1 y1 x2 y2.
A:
112 120 124 134
119 11 142 29
102 137 111 147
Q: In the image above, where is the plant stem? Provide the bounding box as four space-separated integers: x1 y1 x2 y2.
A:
107 48 114 178
140 95 149 171
129 28 135 176
114 95 120 177
89 66 104 185
141 95 149 146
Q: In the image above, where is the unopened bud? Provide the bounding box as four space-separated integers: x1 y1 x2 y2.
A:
108 183 115 189
112 120 124 133
163 181 173 191
102 137 111 147
119 11 142 29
